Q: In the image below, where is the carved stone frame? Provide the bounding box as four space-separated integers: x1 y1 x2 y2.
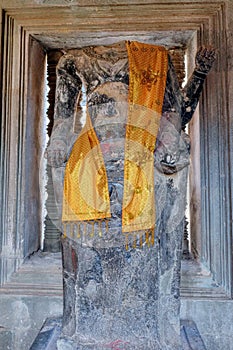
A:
0 1 232 299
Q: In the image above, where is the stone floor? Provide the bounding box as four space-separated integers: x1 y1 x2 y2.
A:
0 252 228 349
30 317 207 350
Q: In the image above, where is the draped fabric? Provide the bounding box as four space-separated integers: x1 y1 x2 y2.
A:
62 112 111 222
123 41 168 233
62 41 168 241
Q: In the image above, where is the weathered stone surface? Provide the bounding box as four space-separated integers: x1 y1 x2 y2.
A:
30 317 62 350
0 252 63 350
181 300 233 350
45 42 215 349
0 295 62 350
30 317 208 350
0 327 12 350
0 2 232 350
181 320 207 350
58 169 188 349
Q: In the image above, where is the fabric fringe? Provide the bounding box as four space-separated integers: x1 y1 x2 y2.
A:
62 221 155 250
62 219 110 240
125 228 155 250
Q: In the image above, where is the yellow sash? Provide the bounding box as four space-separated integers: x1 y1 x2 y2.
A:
62 41 168 243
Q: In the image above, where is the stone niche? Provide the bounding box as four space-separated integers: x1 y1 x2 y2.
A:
0 1 232 350
47 39 190 350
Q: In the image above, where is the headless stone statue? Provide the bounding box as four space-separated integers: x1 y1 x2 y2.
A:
46 42 215 350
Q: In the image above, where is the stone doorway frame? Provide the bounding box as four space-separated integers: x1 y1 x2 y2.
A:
0 1 232 299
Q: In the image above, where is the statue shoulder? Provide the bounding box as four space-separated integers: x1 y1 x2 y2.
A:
57 48 88 74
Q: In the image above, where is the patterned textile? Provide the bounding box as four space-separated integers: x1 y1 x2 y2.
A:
62 41 168 243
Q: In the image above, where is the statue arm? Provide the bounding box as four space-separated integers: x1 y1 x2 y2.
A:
181 47 216 127
155 47 216 174
45 55 82 167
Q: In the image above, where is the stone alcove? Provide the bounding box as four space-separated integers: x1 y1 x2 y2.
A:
0 1 232 349
0 0 231 295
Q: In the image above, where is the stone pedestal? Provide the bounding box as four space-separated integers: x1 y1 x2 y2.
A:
30 317 207 350
60 238 180 349
57 168 188 350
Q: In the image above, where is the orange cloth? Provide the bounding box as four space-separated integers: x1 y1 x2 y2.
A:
62 113 111 222
62 41 168 235
123 41 168 232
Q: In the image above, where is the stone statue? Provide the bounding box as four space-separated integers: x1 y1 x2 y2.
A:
45 42 215 350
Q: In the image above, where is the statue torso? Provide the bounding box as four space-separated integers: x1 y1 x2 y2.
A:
71 42 130 225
